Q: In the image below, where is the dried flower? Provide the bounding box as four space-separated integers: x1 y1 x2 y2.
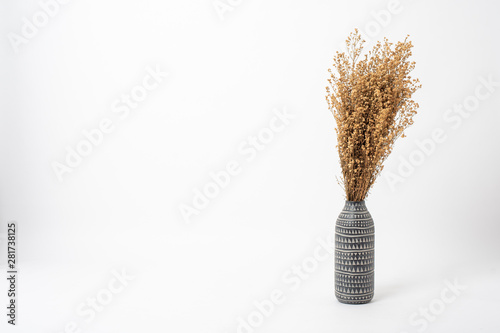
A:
326 29 421 201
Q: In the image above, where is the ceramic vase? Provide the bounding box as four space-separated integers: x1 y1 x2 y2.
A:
334 201 374 304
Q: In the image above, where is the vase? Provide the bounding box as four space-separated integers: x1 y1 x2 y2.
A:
334 201 375 304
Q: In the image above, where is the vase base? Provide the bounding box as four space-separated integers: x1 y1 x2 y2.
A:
335 292 374 304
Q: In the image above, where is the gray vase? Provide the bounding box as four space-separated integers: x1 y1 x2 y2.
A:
334 201 375 304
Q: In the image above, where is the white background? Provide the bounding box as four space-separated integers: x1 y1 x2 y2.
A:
1 0 499 332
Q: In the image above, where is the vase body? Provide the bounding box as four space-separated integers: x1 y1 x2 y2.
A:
335 201 374 304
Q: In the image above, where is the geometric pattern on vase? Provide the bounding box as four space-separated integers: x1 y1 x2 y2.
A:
335 201 375 304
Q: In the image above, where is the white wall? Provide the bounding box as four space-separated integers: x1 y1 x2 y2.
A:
0 0 499 332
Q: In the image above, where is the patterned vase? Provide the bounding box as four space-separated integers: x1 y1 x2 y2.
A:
334 201 375 304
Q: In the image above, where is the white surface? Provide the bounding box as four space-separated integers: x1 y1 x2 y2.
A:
1 0 499 332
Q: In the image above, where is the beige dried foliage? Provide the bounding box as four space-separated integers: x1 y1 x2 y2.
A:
326 29 421 201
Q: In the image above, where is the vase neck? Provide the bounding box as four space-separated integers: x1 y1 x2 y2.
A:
343 201 367 212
